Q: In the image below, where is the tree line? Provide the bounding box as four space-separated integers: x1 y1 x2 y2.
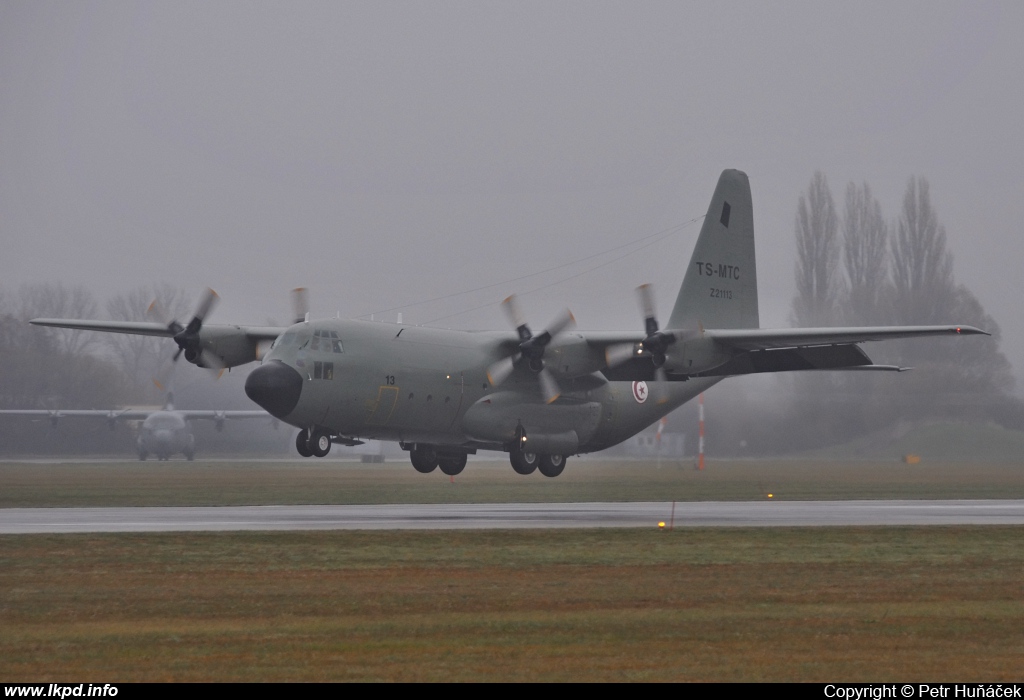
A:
788 172 1020 446
0 284 288 455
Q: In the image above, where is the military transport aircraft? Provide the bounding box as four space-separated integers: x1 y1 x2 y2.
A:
0 393 271 460
31 170 987 477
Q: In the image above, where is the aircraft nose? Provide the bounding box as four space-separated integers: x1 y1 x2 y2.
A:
245 360 304 418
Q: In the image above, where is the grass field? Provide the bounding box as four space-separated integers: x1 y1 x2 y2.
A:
2 458 1022 681
1 458 1023 507
2 527 1023 681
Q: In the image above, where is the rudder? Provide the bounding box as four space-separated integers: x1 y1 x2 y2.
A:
666 169 759 330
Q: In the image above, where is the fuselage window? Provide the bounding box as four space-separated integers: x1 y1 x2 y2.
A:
314 361 323 379
324 362 334 380
332 339 343 353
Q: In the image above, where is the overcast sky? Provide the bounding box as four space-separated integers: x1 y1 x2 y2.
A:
2 1 1022 387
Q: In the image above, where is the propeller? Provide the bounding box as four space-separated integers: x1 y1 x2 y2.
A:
605 284 675 381
291 287 309 324
148 288 224 371
487 295 576 404
635 283 675 370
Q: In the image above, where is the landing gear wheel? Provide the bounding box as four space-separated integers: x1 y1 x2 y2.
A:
295 430 313 458
438 453 467 476
410 448 438 474
309 431 332 458
138 452 147 461
538 454 566 478
510 450 538 475
185 451 195 462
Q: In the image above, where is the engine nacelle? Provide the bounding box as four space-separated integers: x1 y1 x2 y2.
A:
192 326 261 369
545 334 612 377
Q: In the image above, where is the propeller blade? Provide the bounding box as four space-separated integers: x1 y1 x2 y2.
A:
605 343 638 367
255 339 275 361
192 288 219 325
147 300 171 327
637 283 659 336
501 295 530 340
292 287 309 325
538 368 561 404
197 349 226 372
543 308 576 339
486 355 517 387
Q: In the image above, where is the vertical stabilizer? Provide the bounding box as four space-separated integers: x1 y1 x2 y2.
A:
666 169 759 330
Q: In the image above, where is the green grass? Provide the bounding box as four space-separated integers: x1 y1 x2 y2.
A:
2 528 1023 681
1 458 1023 507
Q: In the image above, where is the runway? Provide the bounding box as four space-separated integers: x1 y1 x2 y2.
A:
2 500 1024 533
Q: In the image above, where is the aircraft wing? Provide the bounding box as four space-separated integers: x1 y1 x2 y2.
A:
704 325 988 350
0 409 154 421
29 319 174 337
180 411 272 421
29 319 287 368
29 319 286 342
590 324 988 381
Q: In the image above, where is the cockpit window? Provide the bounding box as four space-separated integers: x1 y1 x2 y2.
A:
308 328 343 353
272 331 297 350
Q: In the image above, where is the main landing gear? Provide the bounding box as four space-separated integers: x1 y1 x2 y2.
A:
295 428 332 458
409 446 468 476
510 449 566 478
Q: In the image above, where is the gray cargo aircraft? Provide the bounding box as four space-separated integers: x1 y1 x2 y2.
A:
0 394 270 460
31 170 986 476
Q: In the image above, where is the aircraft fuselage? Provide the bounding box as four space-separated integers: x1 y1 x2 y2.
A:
248 319 717 455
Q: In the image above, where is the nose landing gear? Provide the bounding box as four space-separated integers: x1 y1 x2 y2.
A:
295 428 332 458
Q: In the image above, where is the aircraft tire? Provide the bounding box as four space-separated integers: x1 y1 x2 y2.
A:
510 450 538 475
185 451 194 461
438 453 467 476
295 431 313 458
538 454 566 478
138 452 147 461
410 449 438 474
310 431 332 458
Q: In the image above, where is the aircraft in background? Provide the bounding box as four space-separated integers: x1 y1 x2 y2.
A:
0 393 272 460
30 170 987 476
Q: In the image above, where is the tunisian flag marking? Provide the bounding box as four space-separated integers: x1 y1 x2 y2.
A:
631 381 649 404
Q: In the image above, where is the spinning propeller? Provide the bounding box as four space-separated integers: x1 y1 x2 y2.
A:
148 288 224 372
605 284 676 380
256 287 311 360
486 295 576 404
291 287 309 324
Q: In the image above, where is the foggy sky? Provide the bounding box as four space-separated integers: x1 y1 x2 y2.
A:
2 1 1022 388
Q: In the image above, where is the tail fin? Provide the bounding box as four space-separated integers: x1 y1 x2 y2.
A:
666 169 759 330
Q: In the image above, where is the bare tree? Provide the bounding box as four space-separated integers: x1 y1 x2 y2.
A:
17 283 99 356
841 182 890 325
890 177 956 325
792 171 841 326
105 284 192 391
